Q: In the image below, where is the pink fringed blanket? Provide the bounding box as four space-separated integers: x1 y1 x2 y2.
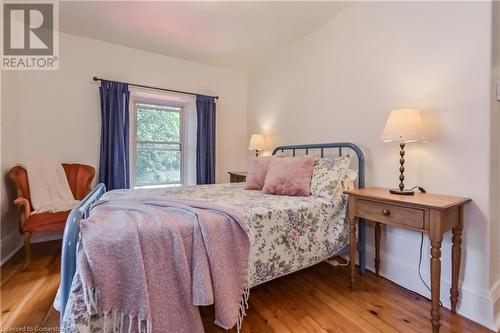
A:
77 198 251 333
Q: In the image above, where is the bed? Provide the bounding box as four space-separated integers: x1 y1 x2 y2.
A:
58 142 366 332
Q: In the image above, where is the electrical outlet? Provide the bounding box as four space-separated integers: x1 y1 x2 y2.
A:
497 81 500 101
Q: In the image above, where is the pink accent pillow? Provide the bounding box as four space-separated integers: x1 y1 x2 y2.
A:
262 155 315 196
245 153 289 190
245 156 272 190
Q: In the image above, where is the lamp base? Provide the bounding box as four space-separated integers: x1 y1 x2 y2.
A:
389 188 415 195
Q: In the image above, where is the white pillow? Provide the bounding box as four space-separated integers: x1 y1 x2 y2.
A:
342 169 358 191
310 156 351 199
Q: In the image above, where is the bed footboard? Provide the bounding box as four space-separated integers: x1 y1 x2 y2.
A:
59 183 106 323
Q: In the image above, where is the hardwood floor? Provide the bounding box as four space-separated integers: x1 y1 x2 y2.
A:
1 241 493 333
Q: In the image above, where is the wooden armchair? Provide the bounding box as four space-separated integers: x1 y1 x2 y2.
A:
8 163 95 267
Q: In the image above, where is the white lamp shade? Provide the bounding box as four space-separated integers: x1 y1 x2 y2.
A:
380 108 425 143
248 134 266 151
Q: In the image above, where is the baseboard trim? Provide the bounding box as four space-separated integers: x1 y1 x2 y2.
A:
364 246 496 331
31 232 63 243
0 231 23 266
1 231 63 266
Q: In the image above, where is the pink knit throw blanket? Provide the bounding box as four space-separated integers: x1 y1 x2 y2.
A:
77 198 251 333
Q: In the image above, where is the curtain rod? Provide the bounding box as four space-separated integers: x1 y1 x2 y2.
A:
92 76 219 100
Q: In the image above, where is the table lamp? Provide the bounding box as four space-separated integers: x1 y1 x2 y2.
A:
248 134 266 157
380 108 425 195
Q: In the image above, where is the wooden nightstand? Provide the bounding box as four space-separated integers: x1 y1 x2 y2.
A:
228 171 247 183
344 187 471 333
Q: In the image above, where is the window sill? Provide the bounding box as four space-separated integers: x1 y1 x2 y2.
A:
134 184 182 190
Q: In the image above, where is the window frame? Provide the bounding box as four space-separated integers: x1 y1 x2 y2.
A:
132 101 185 188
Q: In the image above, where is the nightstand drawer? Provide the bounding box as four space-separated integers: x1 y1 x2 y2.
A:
357 199 425 229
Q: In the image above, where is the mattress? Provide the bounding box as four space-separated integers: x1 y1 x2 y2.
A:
61 183 349 332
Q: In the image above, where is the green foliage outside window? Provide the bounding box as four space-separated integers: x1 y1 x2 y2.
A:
135 105 182 186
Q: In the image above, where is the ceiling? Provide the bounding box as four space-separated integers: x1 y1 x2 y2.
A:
59 1 353 71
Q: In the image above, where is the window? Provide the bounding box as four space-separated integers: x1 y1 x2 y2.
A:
134 102 183 188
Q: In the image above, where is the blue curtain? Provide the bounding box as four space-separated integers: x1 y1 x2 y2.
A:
98 80 130 190
196 95 216 184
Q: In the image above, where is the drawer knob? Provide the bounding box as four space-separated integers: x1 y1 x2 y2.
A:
381 209 390 216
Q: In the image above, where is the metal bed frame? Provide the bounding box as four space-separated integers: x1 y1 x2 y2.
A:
59 142 365 323
271 142 366 272
59 183 106 322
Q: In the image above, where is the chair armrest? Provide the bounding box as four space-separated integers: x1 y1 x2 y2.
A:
14 198 30 233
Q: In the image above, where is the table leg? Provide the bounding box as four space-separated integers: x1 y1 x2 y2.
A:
349 215 357 289
430 229 443 333
450 206 464 313
358 219 366 275
375 222 381 276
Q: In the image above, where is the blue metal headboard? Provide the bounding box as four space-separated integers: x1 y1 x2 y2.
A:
272 142 366 275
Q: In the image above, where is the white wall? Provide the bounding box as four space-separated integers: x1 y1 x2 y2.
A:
1 71 23 264
490 1 500 329
1 1 497 329
248 2 496 330
0 32 248 262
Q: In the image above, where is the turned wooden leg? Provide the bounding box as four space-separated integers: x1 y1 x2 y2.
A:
450 206 464 313
349 215 357 289
375 222 381 276
429 210 443 333
430 238 443 333
23 232 32 269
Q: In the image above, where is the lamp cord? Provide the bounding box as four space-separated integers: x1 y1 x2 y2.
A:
418 233 443 307
411 186 427 193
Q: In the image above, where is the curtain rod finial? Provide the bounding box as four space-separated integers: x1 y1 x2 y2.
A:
93 77 99 81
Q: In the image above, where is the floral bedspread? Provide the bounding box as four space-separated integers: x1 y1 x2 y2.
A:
61 183 349 332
